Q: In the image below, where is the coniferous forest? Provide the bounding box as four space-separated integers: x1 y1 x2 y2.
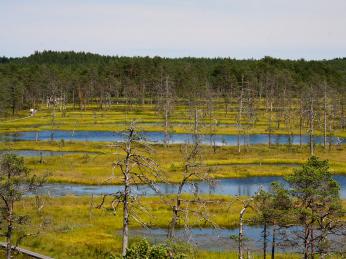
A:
0 51 345 116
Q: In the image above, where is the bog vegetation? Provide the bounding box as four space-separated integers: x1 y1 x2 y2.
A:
0 52 345 258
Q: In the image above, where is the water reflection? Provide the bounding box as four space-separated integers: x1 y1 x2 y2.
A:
0 150 97 157
0 130 343 146
130 225 344 252
38 175 346 198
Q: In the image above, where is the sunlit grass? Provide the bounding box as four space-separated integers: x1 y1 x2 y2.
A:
1 103 345 258
1 141 345 184
14 195 251 258
8 196 346 258
1 103 345 137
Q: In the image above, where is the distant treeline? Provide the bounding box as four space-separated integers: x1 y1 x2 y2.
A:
0 51 345 114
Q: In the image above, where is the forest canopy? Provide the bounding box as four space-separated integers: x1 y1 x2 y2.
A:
0 51 345 114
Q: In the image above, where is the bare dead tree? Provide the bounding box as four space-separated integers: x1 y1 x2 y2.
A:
282 88 294 147
187 97 205 143
319 82 338 151
323 83 328 149
48 97 57 141
167 139 215 239
265 77 275 148
223 87 233 117
297 85 317 155
308 86 316 156
299 95 304 148
156 76 175 147
192 101 201 137
339 91 345 130
96 123 165 256
239 197 254 259
205 85 218 153
243 85 257 150
236 76 245 153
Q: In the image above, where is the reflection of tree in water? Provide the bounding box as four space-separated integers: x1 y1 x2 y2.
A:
208 180 217 195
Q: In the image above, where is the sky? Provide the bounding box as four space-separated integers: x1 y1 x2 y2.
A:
1 0 346 59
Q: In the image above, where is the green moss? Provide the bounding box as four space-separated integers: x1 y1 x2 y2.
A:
7 196 346 258
1 104 345 137
1 142 345 184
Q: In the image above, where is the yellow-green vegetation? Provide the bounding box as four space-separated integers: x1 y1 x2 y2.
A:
15 195 250 258
1 104 345 258
1 141 345 184
7 196 346 258
1 103 345 137
1 52 345 259
198 251 301 259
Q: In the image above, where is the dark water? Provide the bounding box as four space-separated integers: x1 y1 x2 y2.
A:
0 130 343 145
208 163 300 168
130 225 344 252
130 226 293 252
0 150 97 157
138 122 239 127
130 226 264 252
39 175 346 198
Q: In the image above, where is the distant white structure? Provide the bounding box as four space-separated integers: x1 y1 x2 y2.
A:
47 96 64 108
29 108 37 116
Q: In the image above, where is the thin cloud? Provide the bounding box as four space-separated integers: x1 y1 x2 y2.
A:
0 0 345 59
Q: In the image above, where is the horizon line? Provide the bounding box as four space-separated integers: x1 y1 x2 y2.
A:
2 50 346 62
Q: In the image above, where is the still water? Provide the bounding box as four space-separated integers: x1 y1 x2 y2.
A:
0 130 343 145
39 175 346 198
130 225 343 252
0 150 96 157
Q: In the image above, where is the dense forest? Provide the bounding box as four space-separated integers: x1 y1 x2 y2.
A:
0 51 345 115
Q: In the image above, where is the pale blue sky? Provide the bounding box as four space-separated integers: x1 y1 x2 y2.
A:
1 0 345 59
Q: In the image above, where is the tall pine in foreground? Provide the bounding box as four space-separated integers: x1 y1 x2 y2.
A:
0 154 44 259
286 156 344 258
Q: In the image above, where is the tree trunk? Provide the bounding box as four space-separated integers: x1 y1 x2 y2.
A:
239 206 247 259
122 142 131 256
309 94 314 156
122 175 129 256
6 207 13 259
304 226 309 259
263 221 267 259
268 100 273 148
168 200 179 239
164 108 169 146
237 81 244 153
163 77 171 147
341 97 345 129
194 106 198 136
168 183 183 239
310 229 314 259
271 226 276 259
323 85 327 149
328 124 332 151
141 83 146 106
72 90 75 110
299 115 302 147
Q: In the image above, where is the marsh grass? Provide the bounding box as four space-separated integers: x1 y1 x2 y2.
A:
1 142 344 184
6 196 346 258
12 195 251 258
1 104 345 137
0 104 345 258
